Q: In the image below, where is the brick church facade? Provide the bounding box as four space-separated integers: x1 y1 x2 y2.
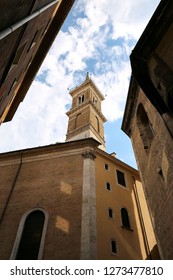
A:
0 76 159 259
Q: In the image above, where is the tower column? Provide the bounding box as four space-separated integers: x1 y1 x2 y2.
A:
80 150 97 259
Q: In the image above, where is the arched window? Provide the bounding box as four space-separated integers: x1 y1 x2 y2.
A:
95 116 100 132
10 209 48 260
121 208 130 229
75 113 81 129
78 96 82 104
78 94 84 105
136 103 154 149
111 240 117 254
104 163 109 170
93 97 98 106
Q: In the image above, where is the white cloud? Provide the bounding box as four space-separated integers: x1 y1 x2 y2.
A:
0 79 69 152
0 0 160 153
81 0 160 40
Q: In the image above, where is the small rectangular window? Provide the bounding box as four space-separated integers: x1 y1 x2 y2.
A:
41 18 51 37
27 26 44 52
9 42 27 72
108 208 113 219
27 31 38 52
105 163 109 170
111 240 117 254
7 79 17 96
116 170 126 187
106 182 111 191
24 57 32 73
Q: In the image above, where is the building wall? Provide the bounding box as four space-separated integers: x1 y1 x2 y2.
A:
0 138 159 260
66 102 105 148
66 129 105 151
95 150 159 260
0 146 84 260
129 88 173 259
67 105 90 134
90 105 105 140
0 0 61 122
0 0 76 123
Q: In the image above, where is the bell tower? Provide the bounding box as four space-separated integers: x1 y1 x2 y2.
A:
66 74 107 150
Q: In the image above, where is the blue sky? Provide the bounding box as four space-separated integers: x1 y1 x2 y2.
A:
0 0 160 169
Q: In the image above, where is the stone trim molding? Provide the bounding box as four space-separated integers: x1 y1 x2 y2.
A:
80 152 97 259
82 150 96 160
10 208 48 260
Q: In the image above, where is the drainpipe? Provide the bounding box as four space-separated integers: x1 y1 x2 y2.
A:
0 0 59 40
0 153 23 226
132 176 152 260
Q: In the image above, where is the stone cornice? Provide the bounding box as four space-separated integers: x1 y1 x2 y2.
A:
69 78 105 101
66 100 107 122
121 75 139 136
96 147 139 177
0 138 100 162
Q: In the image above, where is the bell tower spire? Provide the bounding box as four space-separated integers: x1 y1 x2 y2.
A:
66 74 107 150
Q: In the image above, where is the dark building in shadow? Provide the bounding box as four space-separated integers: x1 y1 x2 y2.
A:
0 0 75 124
122 0 173 259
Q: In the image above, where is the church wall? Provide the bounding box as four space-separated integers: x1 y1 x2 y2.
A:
95 151 159 260
90 90 101 111
0 138 159 260
0 148 84 260
85 88 90 101
0 159 21 220
72 89 90 108
90 106 105 140
67 106 90 134
129 88 173 259
76 107 90 128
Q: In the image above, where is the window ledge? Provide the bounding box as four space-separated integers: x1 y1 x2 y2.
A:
111 252 118 256
121 226 133 232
